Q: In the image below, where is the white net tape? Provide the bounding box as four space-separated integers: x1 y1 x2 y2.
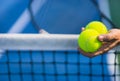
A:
0 34 79 50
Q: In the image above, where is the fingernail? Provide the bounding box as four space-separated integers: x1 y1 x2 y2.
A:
98 35 104 41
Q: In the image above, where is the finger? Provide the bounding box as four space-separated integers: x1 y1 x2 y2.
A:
98 29 120 42
81 27 85 31
78 47 97 58
94 40 119 55
98 33 115 42
101 40 119 52
98 35 104 42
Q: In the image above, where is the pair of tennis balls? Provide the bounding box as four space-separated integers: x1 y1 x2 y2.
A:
78 21 108 53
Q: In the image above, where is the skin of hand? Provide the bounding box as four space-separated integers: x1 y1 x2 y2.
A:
78 28 120 58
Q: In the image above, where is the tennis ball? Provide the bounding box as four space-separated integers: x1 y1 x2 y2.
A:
78 29 102 52
85 21 108 34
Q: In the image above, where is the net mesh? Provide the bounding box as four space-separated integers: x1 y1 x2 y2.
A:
0 50 119 81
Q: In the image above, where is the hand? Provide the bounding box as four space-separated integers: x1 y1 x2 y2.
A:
78 28 120 58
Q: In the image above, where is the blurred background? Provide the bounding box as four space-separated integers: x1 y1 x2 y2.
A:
0 0 120 81
0 0 101 34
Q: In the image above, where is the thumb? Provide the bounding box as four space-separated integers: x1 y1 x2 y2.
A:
98 33 115 42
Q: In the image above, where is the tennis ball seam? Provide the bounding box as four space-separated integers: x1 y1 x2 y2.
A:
85 21 108 34
85 36 101 52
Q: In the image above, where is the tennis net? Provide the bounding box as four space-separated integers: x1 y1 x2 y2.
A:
0 34 120 81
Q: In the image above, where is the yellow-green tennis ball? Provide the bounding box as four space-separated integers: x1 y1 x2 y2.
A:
85 21 108 34
78 29 102 52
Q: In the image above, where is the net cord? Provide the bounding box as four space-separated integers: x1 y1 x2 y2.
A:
0 34 78 50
